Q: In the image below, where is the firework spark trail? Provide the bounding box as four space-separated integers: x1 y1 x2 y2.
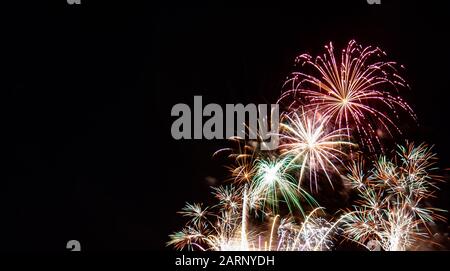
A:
278 40 416 152
240 185 249 250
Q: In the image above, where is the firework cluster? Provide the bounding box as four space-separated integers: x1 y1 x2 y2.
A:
168 40 447 251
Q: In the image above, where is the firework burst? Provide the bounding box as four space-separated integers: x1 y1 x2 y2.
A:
250 156 318 215
214 138 258 185
278 40 416 152
341 143 446 250
278 110 355 191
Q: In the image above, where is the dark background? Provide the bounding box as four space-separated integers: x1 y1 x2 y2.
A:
2 0 450 251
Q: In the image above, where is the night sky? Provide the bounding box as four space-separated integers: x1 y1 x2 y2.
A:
3 0 450 251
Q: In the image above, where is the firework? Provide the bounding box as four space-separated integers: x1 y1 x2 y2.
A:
278 110 355 190
277 208 337 251
168 142 446 251
168 40 447 252
214 137 258 185
178 202 212 227
250 156 318 215
340 143 446 250
212 185 242 213
167 226 209 251
278 40 416 152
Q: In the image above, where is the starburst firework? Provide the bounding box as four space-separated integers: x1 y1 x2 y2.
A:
278 40 416 152
278 110 355 190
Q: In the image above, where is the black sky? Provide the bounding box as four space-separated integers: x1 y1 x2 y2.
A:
2 0 450 251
